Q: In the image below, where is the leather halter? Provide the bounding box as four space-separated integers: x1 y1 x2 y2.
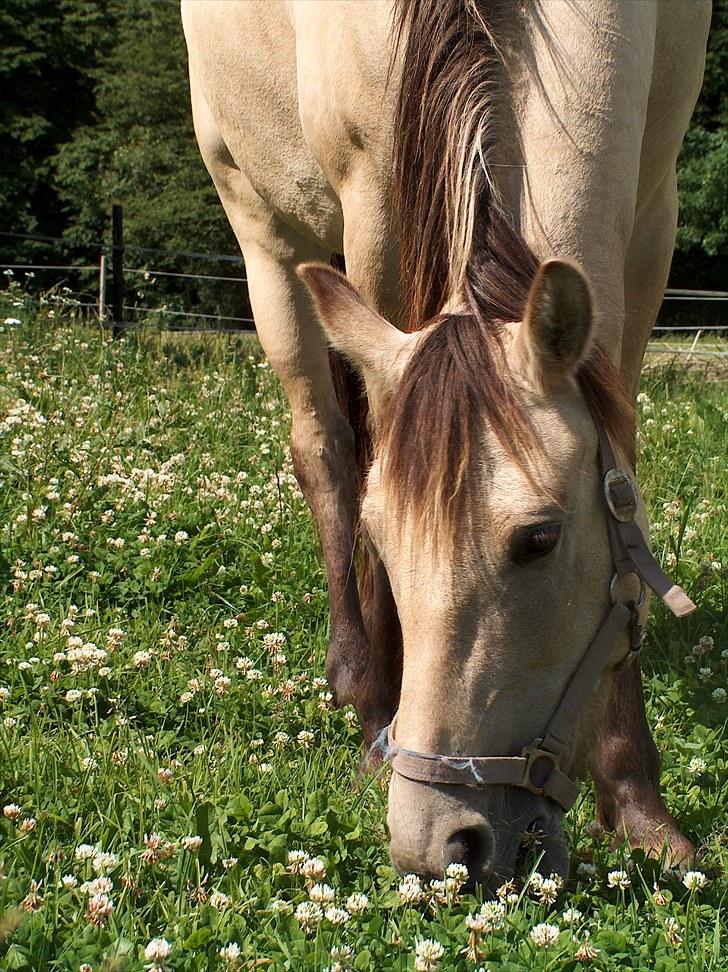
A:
377 421 696 812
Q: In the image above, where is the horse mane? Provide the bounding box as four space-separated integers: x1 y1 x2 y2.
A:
335 0 635 544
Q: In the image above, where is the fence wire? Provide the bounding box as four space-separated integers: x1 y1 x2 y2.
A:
3 253 727 345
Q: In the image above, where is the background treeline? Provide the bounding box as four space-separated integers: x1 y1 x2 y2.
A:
0 0 726 321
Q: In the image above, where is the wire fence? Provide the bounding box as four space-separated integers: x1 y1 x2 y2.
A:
2 228 727 354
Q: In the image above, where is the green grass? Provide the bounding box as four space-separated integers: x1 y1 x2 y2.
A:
0 283 726 972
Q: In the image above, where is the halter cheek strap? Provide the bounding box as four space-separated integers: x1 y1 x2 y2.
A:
372 421 696 812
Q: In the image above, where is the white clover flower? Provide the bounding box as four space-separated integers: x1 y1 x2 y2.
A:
219 942 241 967
106 627 125 649
268 897 293 914
575 934 600 962
214 675 231 696
262 631 286 651
296 729 315 748
209 890 229 909
85 893 113 926
92 851 119 873
328 944 355 971
478 900 506 931
466 912 488 932
309 882 335 903
295 900 323 933
300 856 326 880
85 876 113 896
174 530 189 545
19 817 37 833
445 861 469 887
414 938 445 971
536 876 561 904
712 688 727 703
345 892 369 914
0 687 10 704
132 650 151 668
682 870 708 892
398 873 424 905
324 906 349 925
664 916 683 945
181 835 203 852
428 879 447 905
687 756 708 776
287 849 310 873
75 844 96 861
530 922 560 948
144 938 172 961
562 907 583 924
65 689 82 703
607 869 631 890
61 874 78 889
3 803 22 820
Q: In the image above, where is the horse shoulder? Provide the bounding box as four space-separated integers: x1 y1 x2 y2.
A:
182 0 343 251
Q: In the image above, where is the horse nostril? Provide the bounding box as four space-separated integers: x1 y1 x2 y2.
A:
444 826 493 883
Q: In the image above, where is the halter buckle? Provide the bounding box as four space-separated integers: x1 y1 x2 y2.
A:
604 469 638 522
519 740 560 796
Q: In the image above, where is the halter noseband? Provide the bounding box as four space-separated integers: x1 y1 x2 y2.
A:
374 421 696 812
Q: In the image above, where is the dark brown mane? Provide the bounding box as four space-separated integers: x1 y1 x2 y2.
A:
333 0 634 541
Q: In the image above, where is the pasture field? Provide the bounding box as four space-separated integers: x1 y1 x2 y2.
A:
0 283 726 972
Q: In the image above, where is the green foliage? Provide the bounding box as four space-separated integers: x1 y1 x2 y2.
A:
52 0 235 263
0 0 108 247
0 296 726 970
1 0 239 318
672 0 728 286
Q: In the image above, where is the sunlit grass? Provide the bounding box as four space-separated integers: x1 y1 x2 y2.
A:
0 283 726 971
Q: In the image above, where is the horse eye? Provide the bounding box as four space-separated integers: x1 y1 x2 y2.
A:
514 523 561 564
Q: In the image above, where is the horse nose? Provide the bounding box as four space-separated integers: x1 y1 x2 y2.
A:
444 824 495 886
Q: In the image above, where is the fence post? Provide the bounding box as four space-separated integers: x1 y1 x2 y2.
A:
111 204 124 338
98 254 107 323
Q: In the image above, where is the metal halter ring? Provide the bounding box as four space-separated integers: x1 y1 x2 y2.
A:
609 571 646 609
519 741 560 796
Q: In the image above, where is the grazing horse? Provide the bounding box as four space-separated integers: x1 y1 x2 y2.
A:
182 0 710 883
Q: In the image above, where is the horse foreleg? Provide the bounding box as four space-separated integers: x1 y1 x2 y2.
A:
233 232 370 707
588 658 694 867
355 545 403 750
593 174 694 868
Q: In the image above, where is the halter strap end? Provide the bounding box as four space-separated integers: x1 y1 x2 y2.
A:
662 584 697 618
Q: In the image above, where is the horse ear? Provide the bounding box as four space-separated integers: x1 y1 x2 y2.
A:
518 259 594 390
298 263 416 411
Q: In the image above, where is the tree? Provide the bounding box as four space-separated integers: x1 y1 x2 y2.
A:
52 0 240 316
671 0 728 289
0 0 108 260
